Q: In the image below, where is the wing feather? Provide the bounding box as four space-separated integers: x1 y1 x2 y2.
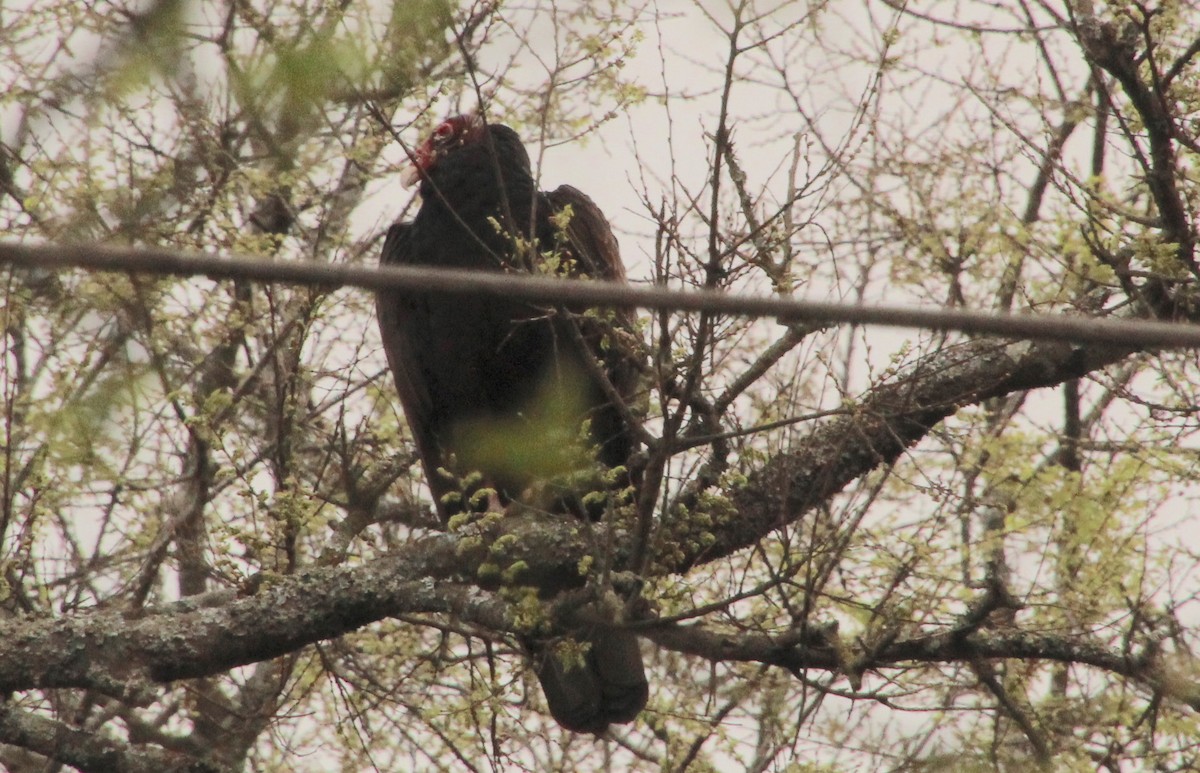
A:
376 222 455 516
539 185 644 472
541 185 627 283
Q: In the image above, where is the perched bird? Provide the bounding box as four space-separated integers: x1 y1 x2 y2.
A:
376 113 648 733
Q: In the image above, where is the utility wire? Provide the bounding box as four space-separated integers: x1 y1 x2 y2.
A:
3 240 1199 349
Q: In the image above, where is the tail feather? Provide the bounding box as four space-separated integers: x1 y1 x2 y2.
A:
526 629 648 734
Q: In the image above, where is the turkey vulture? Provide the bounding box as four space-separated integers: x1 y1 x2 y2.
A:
375 113 648 733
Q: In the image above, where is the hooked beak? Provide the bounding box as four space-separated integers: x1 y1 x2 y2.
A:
400 140 434 188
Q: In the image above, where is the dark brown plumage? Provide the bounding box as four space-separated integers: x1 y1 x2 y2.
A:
376 114 648 733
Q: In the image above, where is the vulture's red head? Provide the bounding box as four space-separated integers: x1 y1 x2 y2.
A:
401 113 487 188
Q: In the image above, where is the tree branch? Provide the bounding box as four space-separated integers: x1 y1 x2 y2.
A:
640 620 1195 710
689 336 1133 568
0 511 613 693
1075 16 1196 275
0 701 230 773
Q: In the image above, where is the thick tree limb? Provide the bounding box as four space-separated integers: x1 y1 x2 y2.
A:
0 512 602 692
0 331 1142 694
0 534 459 691
5 511 1186 712
684 336 1132 568
640 622 1198 710
0 336 1138 699
0 701 230 773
